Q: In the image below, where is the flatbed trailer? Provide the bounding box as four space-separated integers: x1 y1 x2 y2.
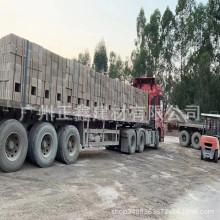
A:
0 34 165 172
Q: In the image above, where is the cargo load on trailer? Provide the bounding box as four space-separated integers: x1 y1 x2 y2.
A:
0 34 148 123
0 34 165 173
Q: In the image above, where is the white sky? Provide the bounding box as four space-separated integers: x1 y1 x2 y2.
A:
0 0 208 61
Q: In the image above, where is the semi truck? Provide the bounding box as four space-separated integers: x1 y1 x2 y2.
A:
0 34 165 173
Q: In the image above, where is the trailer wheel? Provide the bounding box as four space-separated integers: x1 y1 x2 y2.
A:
129 130 136 154
214 150 218 163
57 125 80 164
191 132 201 150
179 130 190 147
0 119 28 172
28 122 58 168
137 131 145 153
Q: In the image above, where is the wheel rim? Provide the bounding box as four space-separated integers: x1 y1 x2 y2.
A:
67 135 77 156
41 134 53 158
194 137 199 144
182 135 186 142
5 133 22 161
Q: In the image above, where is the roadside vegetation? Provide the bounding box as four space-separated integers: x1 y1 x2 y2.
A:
76 0 220 113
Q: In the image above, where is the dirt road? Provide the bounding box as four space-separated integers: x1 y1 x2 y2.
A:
0 136 219 220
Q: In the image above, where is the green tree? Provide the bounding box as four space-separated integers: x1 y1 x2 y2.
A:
131 7 148 78
160 7 175 102
208 0 220 76
144 9 162 78
78 49 91 67
174 0 196 109
170 0 220 113
122 58 132 83
109 51 123 79
93 39 108 74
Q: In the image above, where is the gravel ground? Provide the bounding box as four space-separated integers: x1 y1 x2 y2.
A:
0 136 219 220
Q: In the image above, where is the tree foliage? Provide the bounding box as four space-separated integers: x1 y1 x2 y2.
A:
109 52 133 83
93 39 108 74
132 1 220 113
78 49 91 67
109 51 123 79
131 7 148 78
75 1 220 113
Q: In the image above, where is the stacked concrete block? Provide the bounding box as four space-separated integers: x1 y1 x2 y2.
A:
0 34 149 123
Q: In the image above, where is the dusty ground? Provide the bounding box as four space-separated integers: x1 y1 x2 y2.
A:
0 136 220 220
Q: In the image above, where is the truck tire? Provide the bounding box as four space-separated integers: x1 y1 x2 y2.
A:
154 131 159 150
158 129 161 142
137 131 145 153
0 119 28 173
179 130 190 147
214 150 218 163
191 132 201 150
57 125 80 164
128 130 136 154
28 122 58 168
120 129 136 154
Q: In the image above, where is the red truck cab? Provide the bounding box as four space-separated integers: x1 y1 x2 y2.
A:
133 77 165 142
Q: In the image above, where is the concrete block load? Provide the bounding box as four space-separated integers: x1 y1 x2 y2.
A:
0 34 165 173
0 34 148 123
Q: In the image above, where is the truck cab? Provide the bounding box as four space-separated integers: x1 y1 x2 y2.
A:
133 77 165 142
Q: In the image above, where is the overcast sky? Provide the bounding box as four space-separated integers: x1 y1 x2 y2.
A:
0 0 208 60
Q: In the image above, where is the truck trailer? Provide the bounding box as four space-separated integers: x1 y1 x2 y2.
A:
179 123 203 150
0 34 165 172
